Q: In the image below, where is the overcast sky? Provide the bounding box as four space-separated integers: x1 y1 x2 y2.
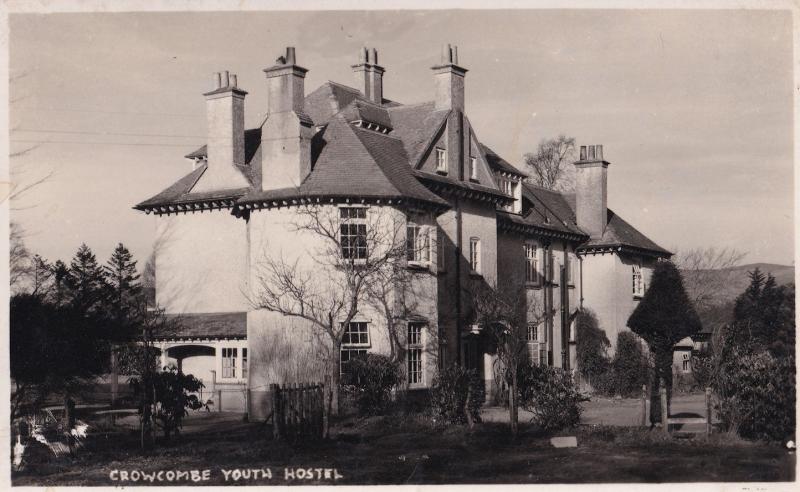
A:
9 8 794 268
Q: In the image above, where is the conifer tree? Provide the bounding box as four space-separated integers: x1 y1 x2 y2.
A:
65 244 108 315
627 260 701 424
104 242 142 330
51 260 71 307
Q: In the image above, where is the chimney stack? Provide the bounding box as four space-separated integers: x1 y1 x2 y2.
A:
352 47 385 105
574 144 610 239
432 44 467 111
193 70 249 193
261 47 313 191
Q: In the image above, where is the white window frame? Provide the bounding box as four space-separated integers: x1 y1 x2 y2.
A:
682 353 691 373
221 347 237 379
469 237 481 274
469 156 478 180
436 148 447 173
632 264 644 298
406 323 425 386
524 243 540 286
242 348 248 381
340 321 371 375
340 206 368 263
406 221 432 265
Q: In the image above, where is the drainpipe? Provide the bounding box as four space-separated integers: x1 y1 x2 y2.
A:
454 196 462 366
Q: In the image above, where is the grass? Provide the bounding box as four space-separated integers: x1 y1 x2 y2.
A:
12 410 795 486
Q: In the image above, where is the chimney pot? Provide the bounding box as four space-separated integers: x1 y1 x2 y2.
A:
441 44 450 64
371 48 378 65
221 70 230 88
580 146 587 160
286 47 296 65
452 45 458 64
230 74 237 88
588 145 595 160
214 72 222 89
597 145 603 160
359 47 367 64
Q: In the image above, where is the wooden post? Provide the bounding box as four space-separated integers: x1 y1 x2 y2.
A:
705 387 712 436
317 382 324 438
299 384 306 437
245 388 251 422
270 385 279 440
217 389 223 413
660 386 668 434
640 384 647 427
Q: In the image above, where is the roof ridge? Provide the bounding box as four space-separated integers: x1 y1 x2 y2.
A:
386 101 436 111
325 80 362 94
411 109 450 169
342 121 403 196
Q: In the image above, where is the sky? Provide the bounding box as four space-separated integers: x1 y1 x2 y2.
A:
8 8 794 267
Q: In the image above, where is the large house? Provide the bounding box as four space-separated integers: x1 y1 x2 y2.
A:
135 45 670 417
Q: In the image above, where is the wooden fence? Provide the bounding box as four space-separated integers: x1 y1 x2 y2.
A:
269 382 327 441
660 386 713 435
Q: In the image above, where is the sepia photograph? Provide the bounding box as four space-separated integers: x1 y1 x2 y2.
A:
4 1 797 487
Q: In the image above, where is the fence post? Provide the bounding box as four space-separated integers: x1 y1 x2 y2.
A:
299 383 306 437
217 389 223 412
640 384 647 427
705 387 712 436
245 388 250 422
270 384 279 440
317 382 324 438
660 385 668 434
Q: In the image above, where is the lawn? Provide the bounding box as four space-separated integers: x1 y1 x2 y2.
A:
12 409 795 485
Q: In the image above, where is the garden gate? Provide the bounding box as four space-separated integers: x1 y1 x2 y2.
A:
269 382 326 441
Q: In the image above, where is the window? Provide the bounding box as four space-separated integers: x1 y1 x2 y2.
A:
222 348 237 379
406 222 431 264
527 323 545 365
436 148 447 173
242 348 248 380
407 323 424 385
682 353 691 373
341 321 370 375
632 264 644 297
567 254 575 285
469 156 478 180
469 237 481 273
340 207 367 261
524 243 540 285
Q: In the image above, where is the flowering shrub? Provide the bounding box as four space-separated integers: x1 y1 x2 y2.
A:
517 364 585 431
429 365 485 426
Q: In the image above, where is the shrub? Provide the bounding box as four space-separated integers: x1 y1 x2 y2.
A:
341 354 402 416
608 332 650 397
714 347 796 442
517 364 585 431
575 309 611 389
690 349 714 390
429 364 485 426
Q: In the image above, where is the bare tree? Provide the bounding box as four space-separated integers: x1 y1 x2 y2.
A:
251 204 409 414
472 282 546 437
10 222 31 292
523 135 577 191
674 247 747 312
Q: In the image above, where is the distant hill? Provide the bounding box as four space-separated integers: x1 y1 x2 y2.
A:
681 263 794 334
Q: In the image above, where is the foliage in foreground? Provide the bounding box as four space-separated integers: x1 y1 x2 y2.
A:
712 269 796 442
517 364 585 431
342 354 403 416
429 365 485 426
129 366 206 440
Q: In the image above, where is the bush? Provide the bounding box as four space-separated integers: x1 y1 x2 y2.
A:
429 364 485 426
341 354 402 416
575 309 611 388
690 349 714 390
517 364 585 431
714 348 796 442
607 332 650 397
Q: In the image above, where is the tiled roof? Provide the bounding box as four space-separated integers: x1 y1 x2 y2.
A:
480 143 527 177
156 312 247 340
386 102 450 167
560 193 671 257
304 81 398 127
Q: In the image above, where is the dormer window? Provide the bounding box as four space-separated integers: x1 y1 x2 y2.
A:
436 148 447 173
469 156 478 180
